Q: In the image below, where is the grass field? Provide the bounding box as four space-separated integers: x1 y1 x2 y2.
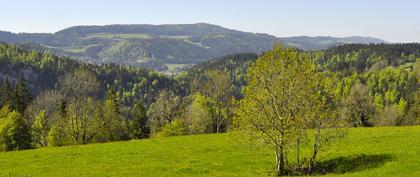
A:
0 126 419 177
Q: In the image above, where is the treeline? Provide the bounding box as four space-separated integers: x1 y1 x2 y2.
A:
313 44 420 126
315 43 419 75
0 43 419 152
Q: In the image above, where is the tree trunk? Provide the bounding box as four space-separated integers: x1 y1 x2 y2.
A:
296 138 301 169
309 123 321 173
275 146 285 176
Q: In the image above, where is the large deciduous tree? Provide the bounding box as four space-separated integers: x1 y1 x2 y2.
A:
234 45 336 175
54 69 102 145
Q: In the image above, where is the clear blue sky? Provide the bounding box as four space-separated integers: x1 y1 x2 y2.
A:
0 0 419 42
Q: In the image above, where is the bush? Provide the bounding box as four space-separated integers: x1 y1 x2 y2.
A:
156 119 185 137
47 124 73 147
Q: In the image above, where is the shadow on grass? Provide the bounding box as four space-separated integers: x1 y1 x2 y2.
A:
312 154 393 175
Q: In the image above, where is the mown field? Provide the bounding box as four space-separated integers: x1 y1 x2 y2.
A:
0 126 419 177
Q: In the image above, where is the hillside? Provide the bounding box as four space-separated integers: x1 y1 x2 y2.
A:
0 23 386 71
0 126 419 177
0 42 181 107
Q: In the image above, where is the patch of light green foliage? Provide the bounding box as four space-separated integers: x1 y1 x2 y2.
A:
165 63 188 73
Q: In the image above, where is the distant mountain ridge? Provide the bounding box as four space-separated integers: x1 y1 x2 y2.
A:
280 36 387 50
0 23 387 71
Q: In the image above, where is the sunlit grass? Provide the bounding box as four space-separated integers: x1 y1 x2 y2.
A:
0 126 419 176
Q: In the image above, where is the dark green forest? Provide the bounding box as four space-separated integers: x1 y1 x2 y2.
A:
0 42 419 152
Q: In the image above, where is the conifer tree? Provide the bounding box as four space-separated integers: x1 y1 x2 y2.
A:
0 78 13 108
130 99 149 139
13 77 32 113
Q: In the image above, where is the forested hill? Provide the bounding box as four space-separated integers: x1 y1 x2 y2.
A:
188 43 420 83
186 43 420 107
0 23 385 71
0 42 181 107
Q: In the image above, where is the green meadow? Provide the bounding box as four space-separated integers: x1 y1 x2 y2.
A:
0 126 419 177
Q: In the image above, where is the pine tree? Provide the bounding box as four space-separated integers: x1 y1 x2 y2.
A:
0 78 13 108
131 100 149 139
13 77 32 113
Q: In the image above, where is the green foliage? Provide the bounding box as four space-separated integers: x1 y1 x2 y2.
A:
98 89 128 142
0 40 419 156
156 119 185 137
129 100 150 139
13 77 32 113
184 93 213 134
342 83 375 127
201 70 233 133
0 79 13 108
47 124 71 147
31 110 48 147
234 45 330 175
315 43 420 75
147 90 182 135
186 53 258 99
0 110 32 151
372 104 404 126
0 42 181 108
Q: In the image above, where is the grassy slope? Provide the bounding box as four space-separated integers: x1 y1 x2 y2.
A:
0 126 419 177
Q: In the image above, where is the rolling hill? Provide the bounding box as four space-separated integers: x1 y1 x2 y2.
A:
0 23 386 71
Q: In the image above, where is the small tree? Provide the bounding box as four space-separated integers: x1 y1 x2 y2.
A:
147 90 182 135
185 93 212 134
32 110 49 147
373 104 403 126
156 119 185 137
47 123 71 147
26 90 63 128
130 100 150 139
342 83 375 127
308 74 347 171
66 97 101 144
99 88 126 142
202 70 233 133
